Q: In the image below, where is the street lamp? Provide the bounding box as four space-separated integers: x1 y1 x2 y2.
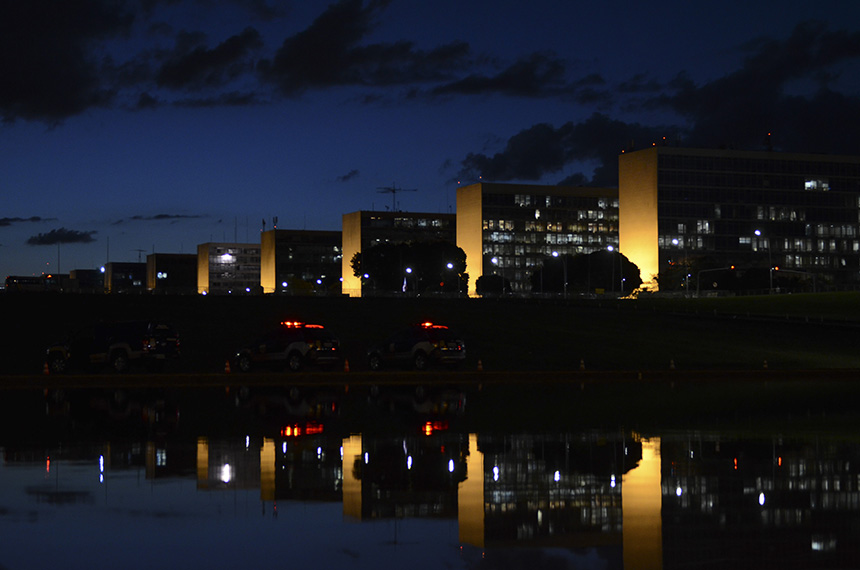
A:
671 238 689 296
445 262 461 295
754 230 773 293
551 251 567 299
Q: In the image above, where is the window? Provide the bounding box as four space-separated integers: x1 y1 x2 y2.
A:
805 179 830 191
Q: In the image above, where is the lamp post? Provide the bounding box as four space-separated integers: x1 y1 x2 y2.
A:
551 251 567 299
671 238 686 295
754 230 773 293
446 262 461 296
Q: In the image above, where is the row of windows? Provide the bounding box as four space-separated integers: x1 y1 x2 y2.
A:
659 235 860 254
486 231 614 245
484 243 609 258
658 154 860 177
484 219 616 232
485 193 618 208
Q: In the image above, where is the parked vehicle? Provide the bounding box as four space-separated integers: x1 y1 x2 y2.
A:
46 321 180 373
366 322 466 371
234 321 341 372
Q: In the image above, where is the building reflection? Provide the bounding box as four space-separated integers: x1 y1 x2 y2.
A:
9 427 860 568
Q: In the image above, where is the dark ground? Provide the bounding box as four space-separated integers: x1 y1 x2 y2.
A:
2 292 859 375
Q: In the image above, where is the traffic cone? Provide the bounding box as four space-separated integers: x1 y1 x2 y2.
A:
344 359 350 372
224 360 231 373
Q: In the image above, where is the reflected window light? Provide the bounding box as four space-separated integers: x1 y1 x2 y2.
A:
676 486 683 497
759 492 766 506
493 466 500 482
610 474 616 488
340 446 343 460
221 464 232 484
553 470 560 482
245 435 250 449
364 452 369 464
317 447 322 459
282 442 288 454
407 456 413 470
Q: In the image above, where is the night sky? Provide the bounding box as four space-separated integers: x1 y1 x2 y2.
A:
2 0 860 279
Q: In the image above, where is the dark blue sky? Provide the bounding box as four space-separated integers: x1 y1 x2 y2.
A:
3 0 860 278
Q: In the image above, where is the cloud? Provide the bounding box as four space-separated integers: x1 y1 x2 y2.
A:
0 0 134 122
337 169 360 182
456 114 669 187
646 20 860 153
432 52 574 98
26 228 97 245
113 214 206 225
156 27 264 91
259 0 469 94
0 216 55 227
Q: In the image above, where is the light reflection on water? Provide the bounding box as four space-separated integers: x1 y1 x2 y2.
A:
1 384 860 569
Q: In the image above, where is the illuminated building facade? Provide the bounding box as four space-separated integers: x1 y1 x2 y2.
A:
260 229 342 295
341 210 456 297
196 242 261 295
457 182 619 295
619 147 860 290
146 253 197 294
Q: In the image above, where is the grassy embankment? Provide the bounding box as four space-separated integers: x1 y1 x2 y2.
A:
1 291 858 375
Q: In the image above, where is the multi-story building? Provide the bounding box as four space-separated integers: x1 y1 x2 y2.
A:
197 242 261 295
341 210 456 297
104 262 147 294
260 229 342 294
619 146 860 291
146 253 197 294
457 182 619 294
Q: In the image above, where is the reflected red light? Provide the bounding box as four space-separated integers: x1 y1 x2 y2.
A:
422 420 449 436
733 458 738 470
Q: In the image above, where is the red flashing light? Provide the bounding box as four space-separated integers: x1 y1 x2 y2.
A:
280 421 324 437
422 420 449 436
280 321 324 329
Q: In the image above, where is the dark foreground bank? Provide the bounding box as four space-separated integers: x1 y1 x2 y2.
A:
2 293 860 376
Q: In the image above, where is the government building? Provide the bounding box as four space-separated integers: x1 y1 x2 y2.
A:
457 182 619 294
619 147 860 290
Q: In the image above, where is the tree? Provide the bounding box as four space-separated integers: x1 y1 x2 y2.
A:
530 250 642 294
351 241 467 294
475 274 511 296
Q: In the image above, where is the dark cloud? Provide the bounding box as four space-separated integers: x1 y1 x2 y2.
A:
457 114 669 187
0 216 54 227
337 169 360 182
157 27 263 91
433 52 569 98
649 20 860 153
26 228 97 245
259 0 469 94
0 0 134 122
173 91 260 107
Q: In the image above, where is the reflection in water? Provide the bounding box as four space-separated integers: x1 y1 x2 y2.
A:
2 386 860 568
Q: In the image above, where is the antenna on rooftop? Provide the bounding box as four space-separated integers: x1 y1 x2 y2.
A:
132 248 146 262
377 183 417 212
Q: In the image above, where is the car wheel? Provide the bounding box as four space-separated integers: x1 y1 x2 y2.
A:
237 354 252 373
111 351 130 373
413 351 428 370
368 353 383 371
287 352 304 372
47 354 67 374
